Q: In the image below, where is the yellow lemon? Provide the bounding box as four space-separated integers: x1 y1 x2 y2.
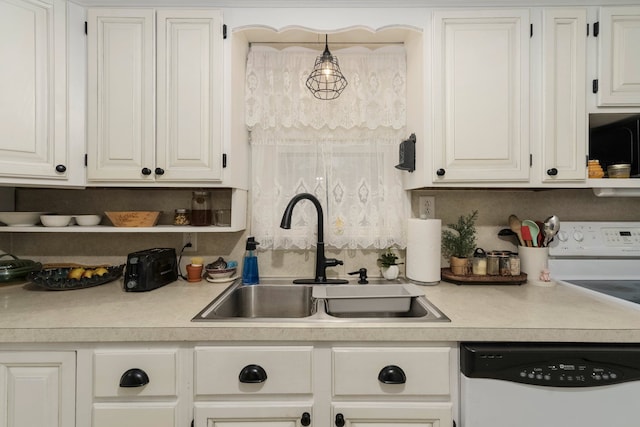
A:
93 267 109 277
67 268 85 280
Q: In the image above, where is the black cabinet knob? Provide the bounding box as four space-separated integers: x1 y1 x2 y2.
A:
141 168 152 175
301 412 311 426
239 364 268 383
378 365 406 384
55 164 66 173
119 368 150 387
154 167 165 175
436 168 446 176
546 168 558 176
335 414 345 427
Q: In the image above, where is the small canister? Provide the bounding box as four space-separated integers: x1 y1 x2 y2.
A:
499 254 511 276
509 254 520 276
487 251 500 275
191 191 212 226
472 248 487 275
173 208 190 226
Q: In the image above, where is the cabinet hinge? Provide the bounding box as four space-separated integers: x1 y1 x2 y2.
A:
529 154 533 167
530 24 533 38
223 24 227 39
587 23 589 36
84 21 87 35
222 153 227 168
586 155 589 167
84 153 88 167
593 21 599 37
593 79 599 93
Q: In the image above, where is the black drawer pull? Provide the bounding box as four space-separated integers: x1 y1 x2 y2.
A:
378 365 406 384
301 412 311 426
546 168 558 176
119 368 150 387
141 168 152 176
154 167 165 175
436 168 446 177
335 413 345 427
55 164 66 173
239 364 267 383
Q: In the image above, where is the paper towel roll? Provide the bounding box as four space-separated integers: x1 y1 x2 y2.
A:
406 218 441 284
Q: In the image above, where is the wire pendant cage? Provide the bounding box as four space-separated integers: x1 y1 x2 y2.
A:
305 35 348 100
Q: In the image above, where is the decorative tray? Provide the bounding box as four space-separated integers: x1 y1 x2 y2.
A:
441 268 527 285
27 264 125 290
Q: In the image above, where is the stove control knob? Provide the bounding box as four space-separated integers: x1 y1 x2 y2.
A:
557 231 569 242
573 231 584 242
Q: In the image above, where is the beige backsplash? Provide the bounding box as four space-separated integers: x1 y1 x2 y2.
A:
2 187 639 278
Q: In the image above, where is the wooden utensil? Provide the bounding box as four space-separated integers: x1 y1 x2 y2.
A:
508 214 524 246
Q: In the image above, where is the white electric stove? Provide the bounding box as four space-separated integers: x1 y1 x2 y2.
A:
548 221 640 310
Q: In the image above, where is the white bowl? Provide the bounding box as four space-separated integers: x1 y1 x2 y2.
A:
0 212 48 227
40 215 73 227
74 215 102 226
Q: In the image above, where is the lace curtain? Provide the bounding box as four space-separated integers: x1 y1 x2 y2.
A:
246 46 409 250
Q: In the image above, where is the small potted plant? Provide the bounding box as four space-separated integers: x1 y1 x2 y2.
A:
378 247 403 280
441 210 479 276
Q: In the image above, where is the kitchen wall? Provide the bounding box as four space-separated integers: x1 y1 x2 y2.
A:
2 187 639 279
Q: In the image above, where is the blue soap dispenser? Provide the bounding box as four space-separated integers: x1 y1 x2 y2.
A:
242 237 260 285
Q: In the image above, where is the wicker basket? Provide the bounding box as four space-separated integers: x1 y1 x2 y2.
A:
105 211 160 227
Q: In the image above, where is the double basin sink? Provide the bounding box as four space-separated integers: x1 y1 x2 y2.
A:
192 278 449 323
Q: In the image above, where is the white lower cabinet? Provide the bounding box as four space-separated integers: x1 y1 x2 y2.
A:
0 351 76 427
88 348 189 427
194 345 454 427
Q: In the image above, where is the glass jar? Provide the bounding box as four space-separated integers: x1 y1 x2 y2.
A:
173 208 190 226
472 248 487 275
191 191 212 226
487 251 500 275
499 255 511 276
509 254 521 276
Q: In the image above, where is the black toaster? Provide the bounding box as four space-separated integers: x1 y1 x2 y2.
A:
123 248 178 292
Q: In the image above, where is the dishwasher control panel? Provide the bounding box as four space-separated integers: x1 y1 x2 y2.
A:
517 362 622 387
461 343 640 388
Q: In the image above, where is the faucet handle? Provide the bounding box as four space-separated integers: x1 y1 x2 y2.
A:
348 268 368 284
325 258 343 267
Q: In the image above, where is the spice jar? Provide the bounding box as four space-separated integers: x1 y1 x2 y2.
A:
509 254 521 276
472 248 487 275
191 191 212 226
487 251 500 275
173 209 190 226
499 254 511 276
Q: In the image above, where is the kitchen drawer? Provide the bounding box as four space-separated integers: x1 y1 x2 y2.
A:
93 350 177 398
195 346 313 396
332 347 450 397
93 403 176 427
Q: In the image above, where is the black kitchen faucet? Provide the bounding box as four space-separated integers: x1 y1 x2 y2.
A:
280 193 348 284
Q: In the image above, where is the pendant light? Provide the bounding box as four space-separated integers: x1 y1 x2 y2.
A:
305 35 348 100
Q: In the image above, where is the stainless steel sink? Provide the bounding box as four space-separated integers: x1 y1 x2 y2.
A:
192 278 449 323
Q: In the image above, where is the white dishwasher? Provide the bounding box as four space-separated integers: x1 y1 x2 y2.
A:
460 342 640 427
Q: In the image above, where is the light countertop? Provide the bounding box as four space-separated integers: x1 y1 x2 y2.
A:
0 277 639 344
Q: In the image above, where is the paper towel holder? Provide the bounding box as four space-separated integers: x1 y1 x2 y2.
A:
395 133 416 172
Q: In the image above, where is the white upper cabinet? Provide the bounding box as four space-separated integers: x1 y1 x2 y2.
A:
0 0 69 183
431 9 530 183
540 8 587 182
597 6 640 106
87 8 224 185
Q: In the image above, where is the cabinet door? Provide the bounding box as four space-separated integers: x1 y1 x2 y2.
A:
432 9 530 182
194 402 313 427
598 6 640 106
87 8 155 182
332 403 452 427
0 0 67 181
541 8 587 182
156 10 224 182
0 351 75 427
